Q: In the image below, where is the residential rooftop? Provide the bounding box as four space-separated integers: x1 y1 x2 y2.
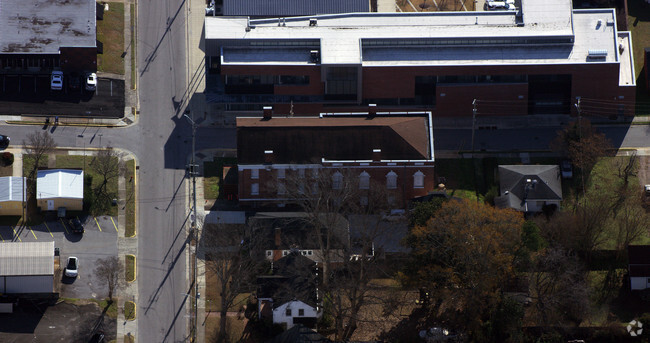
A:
0 241 54 276
1 0 96 54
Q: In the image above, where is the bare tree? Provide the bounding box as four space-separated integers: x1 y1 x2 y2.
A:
23 131 57 178
272 168 400 340
202 222 266 343
90 148 124 194
94 256 125 303
529 248 589 327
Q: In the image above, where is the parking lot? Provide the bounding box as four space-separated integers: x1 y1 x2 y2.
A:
0 74 124 118
0 215 119 299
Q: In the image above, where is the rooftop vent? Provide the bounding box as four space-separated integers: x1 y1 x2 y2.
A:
309 18 317 27
263 106 273 120
587 49 608 59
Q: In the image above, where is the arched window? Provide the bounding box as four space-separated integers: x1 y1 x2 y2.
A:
332 171 343 190
359 171 370 190
413 171 425 188
386 171 397 189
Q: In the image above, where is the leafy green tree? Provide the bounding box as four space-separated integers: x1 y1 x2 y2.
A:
408 197 446 227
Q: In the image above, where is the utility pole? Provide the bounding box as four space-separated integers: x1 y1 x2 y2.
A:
183 109 198 342
574 96 586 203
471 99 480 202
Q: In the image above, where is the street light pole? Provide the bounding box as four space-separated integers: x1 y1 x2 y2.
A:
183 110 198 342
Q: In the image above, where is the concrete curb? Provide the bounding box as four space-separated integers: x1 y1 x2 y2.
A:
124 301 136 321
126 254 136 283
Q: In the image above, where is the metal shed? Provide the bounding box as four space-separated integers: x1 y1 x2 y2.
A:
0 241 55 294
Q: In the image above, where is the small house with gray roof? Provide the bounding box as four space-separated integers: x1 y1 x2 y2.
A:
495 165 562 213
0 177 26 216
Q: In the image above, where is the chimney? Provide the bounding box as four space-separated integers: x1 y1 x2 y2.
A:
264 150 274 164
263 106 273 120
368 103 377 117
275 228 282 247
372 148 381 162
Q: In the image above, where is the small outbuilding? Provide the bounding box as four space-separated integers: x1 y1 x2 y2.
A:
36 169 84 212
0 241 55 294
0 176 26 216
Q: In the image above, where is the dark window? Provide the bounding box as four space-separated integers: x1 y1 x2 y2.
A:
437 75 477 84
286 309 292 316
325 67 357 100
415 76 436 105
528 74 572 115
279 75 310 85
299 309 305 316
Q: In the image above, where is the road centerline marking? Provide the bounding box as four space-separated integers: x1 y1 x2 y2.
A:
94 217 102 232
110 217 118 232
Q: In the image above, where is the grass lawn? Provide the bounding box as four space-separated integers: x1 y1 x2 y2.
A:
203 158 237 200
205 315 248 343
130 3 136 89
124 301 136 320
97 2 125 75
204 176 220 199
205 261 250 312
55 154 118 216
125 254 135 282
627 0 650 115
91 298 118 319
125 159 136 237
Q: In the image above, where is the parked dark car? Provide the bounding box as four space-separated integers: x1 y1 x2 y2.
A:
0 135 9 150
69 218 84 234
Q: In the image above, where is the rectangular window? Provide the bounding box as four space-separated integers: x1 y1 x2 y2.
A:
278 182 286 195
266 250 272 256
360 196 368 206
299 309 304 316
251 183 259 195
298 168 305 178
251 169 259 179
279 75 310 85
307 250 313 255
286 309 292 316
277 168 285 179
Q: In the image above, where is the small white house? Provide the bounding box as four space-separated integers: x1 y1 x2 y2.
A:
272 300 320 330
36 169 84 211
628 245 650 290
0 241 55 294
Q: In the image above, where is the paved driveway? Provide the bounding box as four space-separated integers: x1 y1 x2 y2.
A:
0 215 118 299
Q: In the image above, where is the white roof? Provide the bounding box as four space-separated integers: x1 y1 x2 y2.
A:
0 241 54 276
0 177 26 202
36 169 84 200
206 1 624 67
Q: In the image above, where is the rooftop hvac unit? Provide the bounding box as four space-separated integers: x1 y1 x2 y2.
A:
587 49 607 59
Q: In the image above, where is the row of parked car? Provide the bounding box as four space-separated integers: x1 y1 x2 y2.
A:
50 71 97 92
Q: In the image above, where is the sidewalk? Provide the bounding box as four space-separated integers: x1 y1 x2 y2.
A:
116 149 139 343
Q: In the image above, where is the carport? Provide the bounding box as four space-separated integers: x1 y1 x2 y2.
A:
0 241 55 294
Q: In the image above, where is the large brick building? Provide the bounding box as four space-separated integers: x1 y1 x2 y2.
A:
236 111 435 208
205 0 635 117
